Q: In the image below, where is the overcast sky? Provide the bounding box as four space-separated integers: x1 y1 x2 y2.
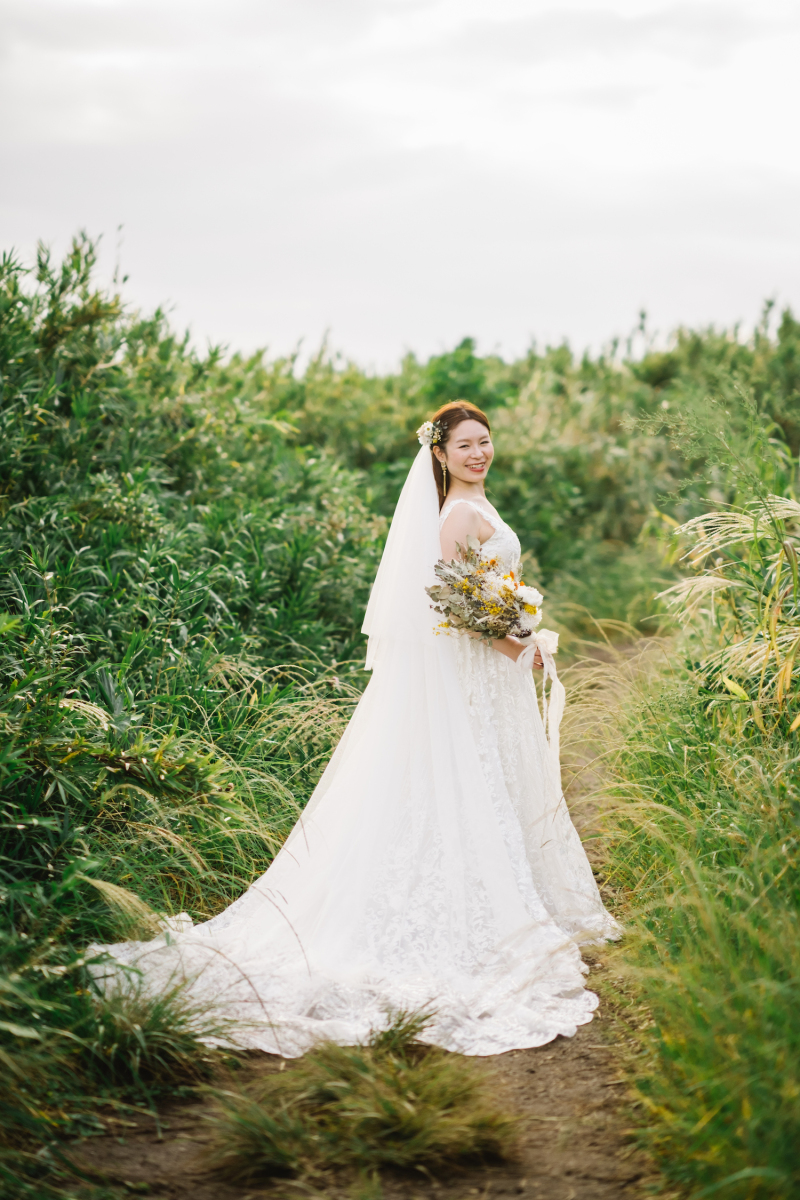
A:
2 0 799 367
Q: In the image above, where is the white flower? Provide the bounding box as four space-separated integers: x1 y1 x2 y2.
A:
417 419 443 447
482 572 508 598
417 421 435 447
518 584 543 608
517 612 536 634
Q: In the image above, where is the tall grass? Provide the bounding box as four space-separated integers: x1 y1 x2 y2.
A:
599 498 800 1198
0 933 234 1199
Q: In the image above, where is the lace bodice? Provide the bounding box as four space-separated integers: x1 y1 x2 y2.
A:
439 498 521 570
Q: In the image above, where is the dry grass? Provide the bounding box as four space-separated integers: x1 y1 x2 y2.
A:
205 1011 518 1183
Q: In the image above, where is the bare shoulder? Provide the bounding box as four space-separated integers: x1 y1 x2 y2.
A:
439 501 483 561
440 501 482 539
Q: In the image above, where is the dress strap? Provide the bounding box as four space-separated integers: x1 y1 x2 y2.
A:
438 498 499 531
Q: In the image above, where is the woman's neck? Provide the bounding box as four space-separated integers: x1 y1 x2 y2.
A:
446 479 487 502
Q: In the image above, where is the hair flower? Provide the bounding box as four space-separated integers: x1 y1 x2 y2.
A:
417 420 443 448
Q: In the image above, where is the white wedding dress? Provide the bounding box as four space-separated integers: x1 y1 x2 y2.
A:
94 448 618 1057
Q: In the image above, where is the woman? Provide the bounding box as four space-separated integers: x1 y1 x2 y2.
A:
97 401 618 1057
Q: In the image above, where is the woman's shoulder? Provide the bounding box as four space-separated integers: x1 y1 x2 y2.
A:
439 498 487 529
439 497 500 530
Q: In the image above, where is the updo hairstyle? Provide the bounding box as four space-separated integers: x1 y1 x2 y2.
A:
428 401 492 511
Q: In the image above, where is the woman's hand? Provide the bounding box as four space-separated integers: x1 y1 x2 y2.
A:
495 635 543 668
467 631 543 668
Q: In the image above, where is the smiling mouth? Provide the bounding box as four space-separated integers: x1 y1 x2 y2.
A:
467 463 486 472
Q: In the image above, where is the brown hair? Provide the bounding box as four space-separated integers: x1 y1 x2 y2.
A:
428 400 492 510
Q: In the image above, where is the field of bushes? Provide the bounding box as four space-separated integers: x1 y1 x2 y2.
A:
1 235 799 1197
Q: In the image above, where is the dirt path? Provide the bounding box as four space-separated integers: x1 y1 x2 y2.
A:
68 957 652 1200
70 661 656 1199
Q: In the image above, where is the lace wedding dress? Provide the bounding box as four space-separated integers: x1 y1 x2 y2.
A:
94 449 619 1057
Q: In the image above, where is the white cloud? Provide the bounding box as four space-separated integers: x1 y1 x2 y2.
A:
1 0 799 365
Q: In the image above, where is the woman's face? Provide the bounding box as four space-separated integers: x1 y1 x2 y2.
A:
435 419 494 484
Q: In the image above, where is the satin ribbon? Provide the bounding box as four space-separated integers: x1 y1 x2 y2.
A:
516 628 565 777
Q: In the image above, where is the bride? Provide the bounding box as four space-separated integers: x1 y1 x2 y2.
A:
96 401 619 1057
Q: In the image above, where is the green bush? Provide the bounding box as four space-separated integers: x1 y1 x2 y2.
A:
0 236 372 1193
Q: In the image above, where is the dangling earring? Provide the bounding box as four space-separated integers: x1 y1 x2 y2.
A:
442 461 447 496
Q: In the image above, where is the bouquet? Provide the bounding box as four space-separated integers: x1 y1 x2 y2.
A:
425 536 564 773
425 536 544 643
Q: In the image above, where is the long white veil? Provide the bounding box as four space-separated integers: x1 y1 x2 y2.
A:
362 445 440 670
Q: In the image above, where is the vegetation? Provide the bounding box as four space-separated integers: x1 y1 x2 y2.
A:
599 491 800 1199
3 234 800 1194
207 1010 517 1183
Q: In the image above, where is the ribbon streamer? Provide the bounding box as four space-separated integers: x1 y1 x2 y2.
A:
516 628 565 780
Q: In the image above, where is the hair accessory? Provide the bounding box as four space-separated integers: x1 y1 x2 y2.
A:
416 419 443 448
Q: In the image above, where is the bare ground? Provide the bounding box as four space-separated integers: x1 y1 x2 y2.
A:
67 956 655 1200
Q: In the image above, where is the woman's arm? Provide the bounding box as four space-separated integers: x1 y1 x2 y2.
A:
475 632 543 668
